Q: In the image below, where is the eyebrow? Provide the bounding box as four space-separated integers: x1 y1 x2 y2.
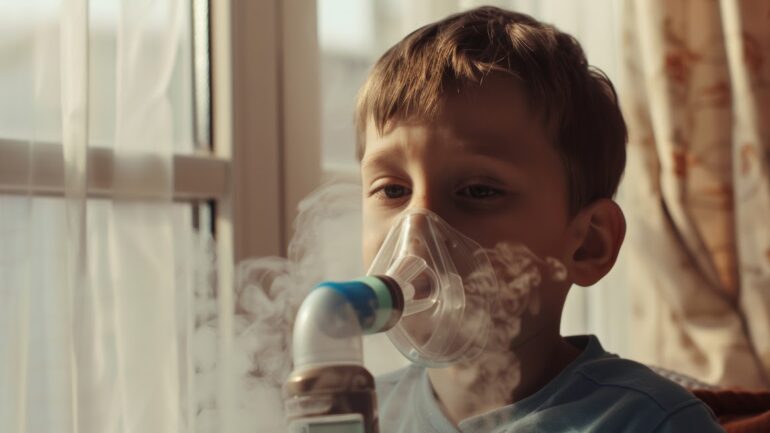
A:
360 124 529 171
360 146 405 172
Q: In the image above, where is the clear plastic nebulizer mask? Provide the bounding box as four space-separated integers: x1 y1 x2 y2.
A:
367 208 499 367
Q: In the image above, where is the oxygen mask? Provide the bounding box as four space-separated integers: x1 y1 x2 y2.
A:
367 209 498 367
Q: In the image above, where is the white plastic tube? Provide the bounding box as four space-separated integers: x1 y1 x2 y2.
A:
285 278 401 433
292 285 365 370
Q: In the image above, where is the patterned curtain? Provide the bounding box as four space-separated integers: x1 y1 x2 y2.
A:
621 0 770 389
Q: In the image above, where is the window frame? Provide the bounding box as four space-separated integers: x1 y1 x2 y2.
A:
217 0 322 261
0 139 228 200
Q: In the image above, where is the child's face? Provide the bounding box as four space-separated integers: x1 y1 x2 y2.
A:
360 81 573 271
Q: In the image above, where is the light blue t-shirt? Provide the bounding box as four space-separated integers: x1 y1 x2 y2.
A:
375 335 725 433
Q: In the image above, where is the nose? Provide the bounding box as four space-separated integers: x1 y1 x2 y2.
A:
396 211 431 258
405 182 443 217
389 211 441 315
398 181 460 255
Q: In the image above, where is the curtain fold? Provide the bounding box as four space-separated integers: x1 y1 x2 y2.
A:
621 0 770 389
108 1 182 431
719 0 770 389
61 0 89 431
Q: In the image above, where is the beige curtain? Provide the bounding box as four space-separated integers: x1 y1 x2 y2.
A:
621 0 770 389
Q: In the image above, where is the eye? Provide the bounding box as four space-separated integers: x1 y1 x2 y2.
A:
388 184 410 198
372 184 412 200
457 184 504 200
383 184 410 198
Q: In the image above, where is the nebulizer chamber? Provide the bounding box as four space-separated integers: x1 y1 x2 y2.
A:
283 209 497 433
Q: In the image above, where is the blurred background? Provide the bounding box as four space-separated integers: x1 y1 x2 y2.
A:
1 1 768 432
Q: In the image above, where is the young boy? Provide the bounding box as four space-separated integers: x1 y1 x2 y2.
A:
356 6 724 433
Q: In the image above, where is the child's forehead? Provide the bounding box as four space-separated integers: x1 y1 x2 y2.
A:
361 119 551 175
444 83 541 133
396 78 538 129
364 82 548 159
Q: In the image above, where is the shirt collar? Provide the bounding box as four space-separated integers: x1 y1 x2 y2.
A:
407 335 608 432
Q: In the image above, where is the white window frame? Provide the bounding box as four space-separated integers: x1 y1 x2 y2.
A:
218 0 322 261
210 4 322 427
0 139 229 200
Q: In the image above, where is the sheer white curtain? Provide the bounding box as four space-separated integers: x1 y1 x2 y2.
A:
0 1 217 432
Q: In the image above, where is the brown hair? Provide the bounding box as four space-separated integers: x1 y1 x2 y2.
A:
355 6 627 214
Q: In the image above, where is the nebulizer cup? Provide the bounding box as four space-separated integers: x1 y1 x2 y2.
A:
283 208 498 432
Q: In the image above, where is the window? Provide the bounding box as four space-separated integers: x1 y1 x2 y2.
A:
0 2 232 431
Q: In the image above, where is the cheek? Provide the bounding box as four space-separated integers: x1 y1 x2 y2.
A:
458 208 569 260
361 206 387 270
454 217 540 251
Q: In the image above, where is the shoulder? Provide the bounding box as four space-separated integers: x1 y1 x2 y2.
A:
576 354 700 409
564 354 723 432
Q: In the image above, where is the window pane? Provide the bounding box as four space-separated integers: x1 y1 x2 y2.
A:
317 0 462 168
317 0 375 166
0 0 196 153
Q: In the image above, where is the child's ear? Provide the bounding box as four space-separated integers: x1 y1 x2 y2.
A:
566 199 626 287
